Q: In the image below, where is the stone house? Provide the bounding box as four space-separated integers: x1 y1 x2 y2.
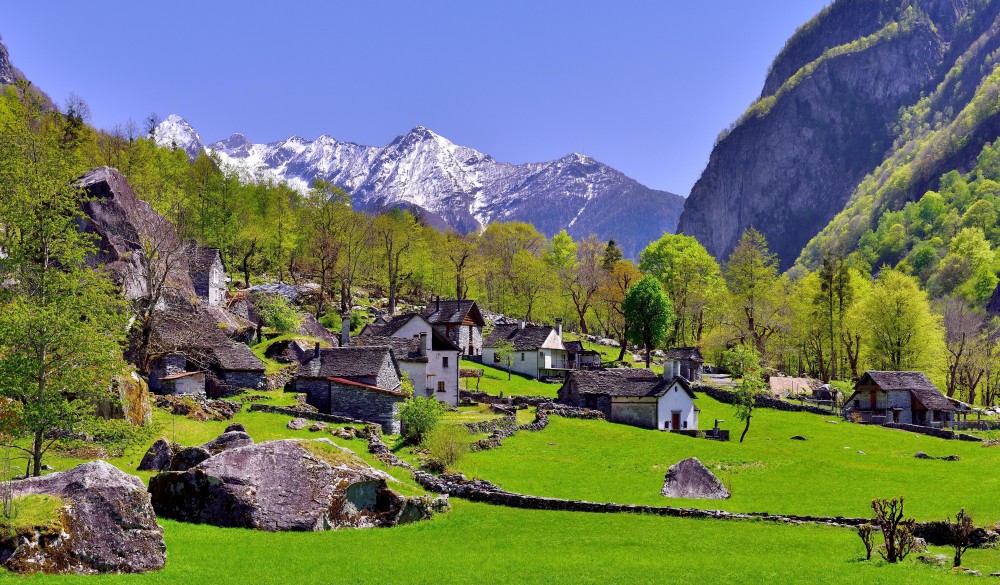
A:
356 314 460 406
421 298 485 356
664 347 704 381
148 308 266 397
186 241 227 307
558 368 699 431
844 370 956 427
483 320 569 380
161 371 206 397
564 340 602 369
293 346 407 433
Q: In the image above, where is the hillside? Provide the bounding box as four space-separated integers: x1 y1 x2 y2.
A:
678 0 1000 270
155 116 685 257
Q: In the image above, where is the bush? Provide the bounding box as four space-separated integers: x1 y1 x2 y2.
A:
256 294 303 335
397 397 445 444
423 424 471 471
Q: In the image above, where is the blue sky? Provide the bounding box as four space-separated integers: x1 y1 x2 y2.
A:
3 0 829 195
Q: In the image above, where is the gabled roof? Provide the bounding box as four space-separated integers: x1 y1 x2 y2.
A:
564 368 695 399
359 313 460 351
297 346 400 381
665 347 704 363
327 377 406 397
484 324 562 351
422 299 485 326
185 241 223 275
564 340 601 355
150 307 265 372
352 336 427 363
854 370 955 412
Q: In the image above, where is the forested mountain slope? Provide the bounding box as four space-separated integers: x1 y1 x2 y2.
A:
679 0 1000 270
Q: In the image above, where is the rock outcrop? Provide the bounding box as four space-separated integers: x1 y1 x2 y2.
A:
661 457 730 500
678 0 1000 269
148 439 441 531
137 430 255 472
3 461 165 574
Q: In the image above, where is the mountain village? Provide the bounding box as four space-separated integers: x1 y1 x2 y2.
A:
11 1 1000 583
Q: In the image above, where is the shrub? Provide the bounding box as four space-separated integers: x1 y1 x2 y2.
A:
857 524 876 561
256 294 303 335
871 497 916 563
423 424 471 471
949 508 976 567
400 372 414 398
397 397 445 444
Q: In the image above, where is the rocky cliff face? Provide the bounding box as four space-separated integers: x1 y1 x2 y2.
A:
0 38 18 85
679 0 997 268
157 117 684 257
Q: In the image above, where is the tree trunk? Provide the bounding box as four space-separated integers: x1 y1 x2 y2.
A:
739 416 751 443
645 342 651 369
32 429 43 477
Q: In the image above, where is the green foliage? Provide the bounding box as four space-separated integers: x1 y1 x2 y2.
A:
255 294 303 335
731 345 765 442
622 275 673 367
422 423 471 470
397 396 446 444
399 372 415 398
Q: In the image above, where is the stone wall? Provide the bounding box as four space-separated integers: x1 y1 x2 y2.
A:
223 371 265 391
248 404 375 426
884 422 984 442
300 379 405 434
460 391 552 407
697 385 834 416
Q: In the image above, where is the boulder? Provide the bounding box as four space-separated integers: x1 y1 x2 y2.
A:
169 446 212 471
137 437 177 472
309 422 328 432
3 461 165 574
918 554 950 566
199 431 254 454
944 455 961 461
790 435 806 441
661 457 730 500
914 451 932 459
148 439 443 531
224 422 247 433
288 418 308 430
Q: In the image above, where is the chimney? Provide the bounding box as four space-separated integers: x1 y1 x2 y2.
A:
519 320 526 330
555 318 563 339
341 313 351 347
313 343 321 362
436 296 441 311
419 332 428 357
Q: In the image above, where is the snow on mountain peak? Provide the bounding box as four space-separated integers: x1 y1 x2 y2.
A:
164 118 683 256
154 114 205 160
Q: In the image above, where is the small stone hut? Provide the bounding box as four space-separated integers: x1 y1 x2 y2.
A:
293 347 407 433
558 368 699 431
844 370 955 426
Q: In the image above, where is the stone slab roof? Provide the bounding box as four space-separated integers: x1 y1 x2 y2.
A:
297 347 397 380
665 347 704 362
855 370 955 412
352 336 427 363
421 299 484 326
565 368 694 399
484 324 560 351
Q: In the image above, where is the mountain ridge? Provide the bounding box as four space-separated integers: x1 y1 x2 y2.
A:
154 115 684 257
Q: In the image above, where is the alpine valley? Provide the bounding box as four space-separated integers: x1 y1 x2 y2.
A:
153 114 685 258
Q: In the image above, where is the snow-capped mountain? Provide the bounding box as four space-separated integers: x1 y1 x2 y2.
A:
154 115 684 256
153 114 205 160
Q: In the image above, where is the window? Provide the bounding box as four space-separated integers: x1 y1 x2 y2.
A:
437 381 446 393
493 353 500 363
442 356 449 368
521 353 525 361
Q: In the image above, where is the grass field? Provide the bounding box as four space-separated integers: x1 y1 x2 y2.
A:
8 501 986 584
459 393 1000 522
460 359 561 397
7 380 1000 581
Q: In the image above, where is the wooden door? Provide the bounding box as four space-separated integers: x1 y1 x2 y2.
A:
671 412 681 431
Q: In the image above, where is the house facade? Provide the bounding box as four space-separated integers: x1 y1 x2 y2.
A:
483 320 569 379
161 371 206 397
558 368 699 431
186 242 227 307
421 299 485 356
844 370 956 427
564 341 602 370
358 313 460 405
293 346 406 433
664 347 704 381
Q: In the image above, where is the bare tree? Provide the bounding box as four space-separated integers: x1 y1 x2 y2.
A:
949 508 976 568
872 497 916 563
939 297 986 399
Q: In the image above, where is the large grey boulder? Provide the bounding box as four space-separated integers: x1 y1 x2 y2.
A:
3 461 165 574
137 430 254 472
137 437 177 472
661 457 730 500
148 439 445 531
